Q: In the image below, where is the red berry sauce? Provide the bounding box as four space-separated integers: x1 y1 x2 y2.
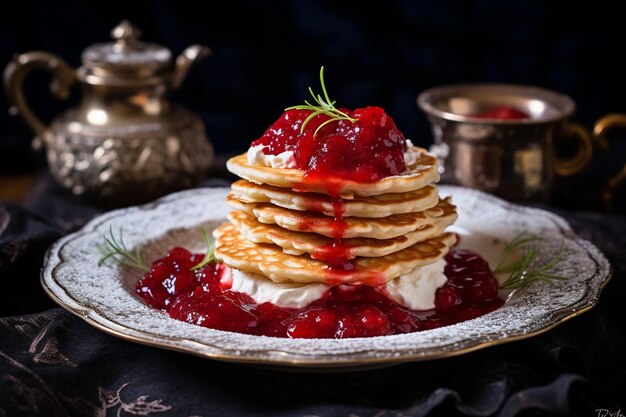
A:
470 105 530 120
251 106 409 271
251 106 407 183
136 247 503 338
310 199 351 269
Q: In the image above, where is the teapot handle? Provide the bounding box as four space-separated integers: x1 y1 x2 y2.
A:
4 51 76 150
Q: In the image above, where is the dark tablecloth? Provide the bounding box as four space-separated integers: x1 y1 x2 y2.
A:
1 174 625 417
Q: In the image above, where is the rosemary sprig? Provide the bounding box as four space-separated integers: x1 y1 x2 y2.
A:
285 66 358 137
97 226 148 271
495 232 566 289
191 227 218 270
97 227 220 271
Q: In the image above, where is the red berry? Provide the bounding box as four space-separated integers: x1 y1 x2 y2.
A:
170 289 258 333
286 307 338 338
435 285 462 309
356 305 392 336
442 250 499 304
387 306 421 333
460 271 499 303
286 318 320 339
136 257 197 310
444 249 490 279
251 109 329 155
166 247 193 262
336 313 363 338
255 302 291 323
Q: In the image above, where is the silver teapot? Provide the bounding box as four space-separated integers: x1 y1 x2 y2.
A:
4 20 214 206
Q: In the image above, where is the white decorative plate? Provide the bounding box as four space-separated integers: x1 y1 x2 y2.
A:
41 186 611 370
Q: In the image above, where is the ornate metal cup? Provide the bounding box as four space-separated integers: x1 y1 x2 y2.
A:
418 84 593 202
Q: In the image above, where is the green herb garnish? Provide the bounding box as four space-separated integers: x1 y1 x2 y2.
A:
495 232 566 289
97 226 148 271
285 66 358 137
190 227 218 270
98 227 219 271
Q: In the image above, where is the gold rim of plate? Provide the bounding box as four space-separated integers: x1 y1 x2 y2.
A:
40 186 612 369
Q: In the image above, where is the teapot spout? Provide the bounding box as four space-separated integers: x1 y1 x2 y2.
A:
171 45 211 90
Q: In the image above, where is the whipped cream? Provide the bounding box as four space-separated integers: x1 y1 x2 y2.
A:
247 145 297 169
383 259 447 310
230 269 328 309
403 139 421 167
248 140 421 170
230 259 447 310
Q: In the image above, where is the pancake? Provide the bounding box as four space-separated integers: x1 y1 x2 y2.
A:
226 146 440 198
227 195 452 239
231 180 440 218
214 222 456 285
228 201 457 258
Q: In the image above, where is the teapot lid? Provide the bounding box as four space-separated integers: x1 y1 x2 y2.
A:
81 20 171 81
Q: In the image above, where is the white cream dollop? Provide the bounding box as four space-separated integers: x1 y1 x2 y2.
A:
230 259 447 310
246 144 297 169
230 269 328 309
403 139 422 167
383 259 447 310
247 140 421 170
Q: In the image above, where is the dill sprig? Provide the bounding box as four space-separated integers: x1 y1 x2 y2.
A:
98 227 220 271
495 232 566 289
285 66 358 137
97 226 148 271
191 227 218 270
494 232 543 274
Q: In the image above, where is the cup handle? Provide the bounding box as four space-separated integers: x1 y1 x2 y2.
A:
552 122 594 176
3 51 75 150
592 113 626 210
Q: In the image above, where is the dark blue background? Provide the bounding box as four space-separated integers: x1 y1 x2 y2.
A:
2 0 626 205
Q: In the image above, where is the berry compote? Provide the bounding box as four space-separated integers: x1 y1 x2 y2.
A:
251 106 410 270
251 106 408 185
136 247 503 339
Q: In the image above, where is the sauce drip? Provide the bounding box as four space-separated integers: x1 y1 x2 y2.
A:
311 198 351 269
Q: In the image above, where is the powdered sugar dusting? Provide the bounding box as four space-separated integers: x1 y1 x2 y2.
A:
41 186 611 367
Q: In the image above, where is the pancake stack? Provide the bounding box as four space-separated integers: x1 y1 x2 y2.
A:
214 146 457 287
